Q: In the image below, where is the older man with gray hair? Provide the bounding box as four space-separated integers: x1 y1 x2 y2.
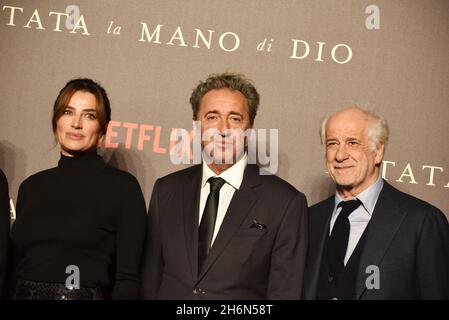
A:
304 106 449 300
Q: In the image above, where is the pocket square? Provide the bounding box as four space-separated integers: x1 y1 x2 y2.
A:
250 219 267 230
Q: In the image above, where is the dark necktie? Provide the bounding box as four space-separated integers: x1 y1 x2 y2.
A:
327 199 362 277
198 177 226 274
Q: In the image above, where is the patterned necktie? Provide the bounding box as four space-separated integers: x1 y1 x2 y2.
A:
198 177 226 274
327 199 362 277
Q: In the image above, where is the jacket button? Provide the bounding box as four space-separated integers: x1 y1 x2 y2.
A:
193 288 204 295
328 276 334 282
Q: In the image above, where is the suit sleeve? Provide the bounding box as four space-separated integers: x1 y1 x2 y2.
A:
0 171 10 299
267 192 308 299
112 175 147 299
140 179 163 299
416 208 449 299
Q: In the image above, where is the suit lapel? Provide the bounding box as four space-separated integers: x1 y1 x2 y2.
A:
354 182 407 299
197 165 260 281
182 166 202 281
305 197 334 299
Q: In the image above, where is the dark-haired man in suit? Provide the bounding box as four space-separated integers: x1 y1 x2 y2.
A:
305 106 449 299
141 72 308 299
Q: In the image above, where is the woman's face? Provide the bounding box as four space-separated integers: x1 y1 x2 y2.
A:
56 90 102 157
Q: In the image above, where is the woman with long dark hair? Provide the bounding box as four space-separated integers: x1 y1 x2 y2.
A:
11 78 146 299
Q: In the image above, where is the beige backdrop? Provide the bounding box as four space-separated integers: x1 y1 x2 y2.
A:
1 0 448 218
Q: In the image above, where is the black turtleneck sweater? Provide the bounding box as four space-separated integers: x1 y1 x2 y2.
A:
11 151 147 299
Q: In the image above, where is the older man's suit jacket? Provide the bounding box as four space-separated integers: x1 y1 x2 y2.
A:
304 181 449 299
141 164 308 299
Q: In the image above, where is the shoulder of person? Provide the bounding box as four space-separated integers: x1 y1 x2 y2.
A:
247 164 305 199
156 165 201 186
19 167 58 190
103 164 141 185
308 196 334 214
0 169 7 186
384 182 446 220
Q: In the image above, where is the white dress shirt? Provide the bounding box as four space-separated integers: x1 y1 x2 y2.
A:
199 153 247 245
330 175 384 265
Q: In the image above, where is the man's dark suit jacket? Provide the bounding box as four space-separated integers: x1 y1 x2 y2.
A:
0 170 10 299
141 164 308 299
305 180 449 299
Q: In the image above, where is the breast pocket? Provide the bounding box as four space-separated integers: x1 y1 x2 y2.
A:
234 227 269 237
227 227 273 265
